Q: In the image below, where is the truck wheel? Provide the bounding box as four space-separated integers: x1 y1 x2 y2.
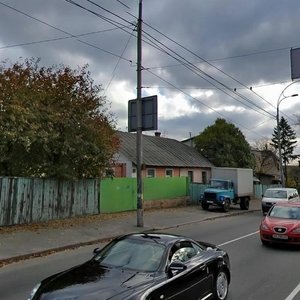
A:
202 201 209 210
223 199 230 212
240 197 250 210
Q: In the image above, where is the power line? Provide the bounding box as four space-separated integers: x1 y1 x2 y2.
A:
141 29 275 119
102 26 136 95
66 0 134 27
143 20 277 110
116 0 131 10
140 19 299 124
3 1 297 134
145 68 268 140
85 0 132 26
0 27 129 50
64 0 294 124
72 0 284 129
0 1 134 63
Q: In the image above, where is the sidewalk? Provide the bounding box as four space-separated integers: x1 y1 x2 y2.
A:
0 199 261 267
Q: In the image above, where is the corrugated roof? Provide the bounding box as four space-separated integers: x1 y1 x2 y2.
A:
117 131 214 168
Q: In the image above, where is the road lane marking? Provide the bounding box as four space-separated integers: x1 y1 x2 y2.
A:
216 230 300 300
217 231 259 247
285 283 300 300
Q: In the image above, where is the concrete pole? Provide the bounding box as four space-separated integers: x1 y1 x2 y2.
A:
136 0 143 227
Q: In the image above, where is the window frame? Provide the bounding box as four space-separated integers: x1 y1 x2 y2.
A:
147 168 156 178
165 169 173 177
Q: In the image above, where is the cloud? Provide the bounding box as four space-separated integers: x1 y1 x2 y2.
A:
1 0 300 156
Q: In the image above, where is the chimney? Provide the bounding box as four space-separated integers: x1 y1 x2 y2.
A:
155 131 161 137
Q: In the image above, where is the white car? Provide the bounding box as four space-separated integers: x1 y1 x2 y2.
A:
261 187 300 214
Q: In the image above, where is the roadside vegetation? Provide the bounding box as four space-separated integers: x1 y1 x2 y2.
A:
0 58 119 179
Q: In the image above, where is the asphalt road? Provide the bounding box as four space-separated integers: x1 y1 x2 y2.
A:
1 211 300 300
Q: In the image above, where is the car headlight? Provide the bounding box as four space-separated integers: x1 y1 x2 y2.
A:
27 282 41 300
260 223 270 231
292 228 300 234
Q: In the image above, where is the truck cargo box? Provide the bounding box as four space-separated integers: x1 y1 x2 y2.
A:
211 167 253 197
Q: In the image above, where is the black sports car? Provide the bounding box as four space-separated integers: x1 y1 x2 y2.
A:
28 233 230 300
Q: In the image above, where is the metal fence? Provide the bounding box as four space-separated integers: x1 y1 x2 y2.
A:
0 177 99 226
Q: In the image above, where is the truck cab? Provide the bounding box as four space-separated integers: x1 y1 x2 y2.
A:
200 179 234 212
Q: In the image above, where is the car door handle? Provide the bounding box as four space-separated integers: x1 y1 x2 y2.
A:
199 263 206 270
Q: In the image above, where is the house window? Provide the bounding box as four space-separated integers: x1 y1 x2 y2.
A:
165 169 173 177
202 171 207 184
188 171 194 183
147 168 155 178
132 168 137 178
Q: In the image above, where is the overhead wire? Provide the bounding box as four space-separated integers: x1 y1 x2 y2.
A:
116 0 131 10
75 1 273 120
64 0 283 134
65 1 273 122
2 1 297 136
141 29 275 119
143 20 277 110
141 19 299 124
0 1 134 63
102 26 136 96
145 68 267 140
0 27 131 51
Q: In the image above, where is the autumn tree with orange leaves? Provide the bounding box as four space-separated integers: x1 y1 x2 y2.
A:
0 58 119 179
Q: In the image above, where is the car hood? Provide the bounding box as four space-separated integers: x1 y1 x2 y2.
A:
35 261 158 299
262 197 287 203
205 188 226 193
264 217 300 230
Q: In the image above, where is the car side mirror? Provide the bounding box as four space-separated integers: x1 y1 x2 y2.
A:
168 261 187 277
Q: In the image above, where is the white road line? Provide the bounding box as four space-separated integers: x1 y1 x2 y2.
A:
217 231 259 247
285 283 300 300
217 231 300 300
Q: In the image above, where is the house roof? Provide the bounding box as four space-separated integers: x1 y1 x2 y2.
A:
117 131 214 168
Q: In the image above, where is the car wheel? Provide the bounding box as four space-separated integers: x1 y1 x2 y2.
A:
223 199 230 212
201 201 209 210
261 239 270 247
213 269 229 300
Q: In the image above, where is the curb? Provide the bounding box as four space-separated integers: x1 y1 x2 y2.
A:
0 208 260 268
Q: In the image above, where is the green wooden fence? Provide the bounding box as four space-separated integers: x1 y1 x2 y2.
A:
100 177 189 213
0 176 189 226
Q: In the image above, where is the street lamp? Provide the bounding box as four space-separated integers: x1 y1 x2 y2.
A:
276 86 298 187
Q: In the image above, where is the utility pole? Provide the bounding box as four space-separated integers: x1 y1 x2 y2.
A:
136 0 143 227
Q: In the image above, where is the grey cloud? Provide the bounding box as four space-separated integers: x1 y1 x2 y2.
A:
1 0 300 151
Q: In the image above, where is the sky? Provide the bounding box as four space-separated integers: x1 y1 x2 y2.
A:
1 0 300 156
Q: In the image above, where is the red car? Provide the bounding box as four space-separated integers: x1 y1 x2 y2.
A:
260 202 300 246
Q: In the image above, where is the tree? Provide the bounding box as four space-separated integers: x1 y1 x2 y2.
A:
271 116 298 181
194 118 255 168
251 139 279 182
0 58 119 179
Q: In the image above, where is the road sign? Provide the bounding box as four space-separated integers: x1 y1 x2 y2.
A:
128 95 158 132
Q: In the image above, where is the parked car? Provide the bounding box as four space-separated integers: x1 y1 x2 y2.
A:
260 202 300 246
261 187 300 214
28 233 230 300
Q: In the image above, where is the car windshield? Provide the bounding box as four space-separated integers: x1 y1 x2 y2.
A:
210 180 228 189
264 189 287 199
269 206 300 219
94 238 166 272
